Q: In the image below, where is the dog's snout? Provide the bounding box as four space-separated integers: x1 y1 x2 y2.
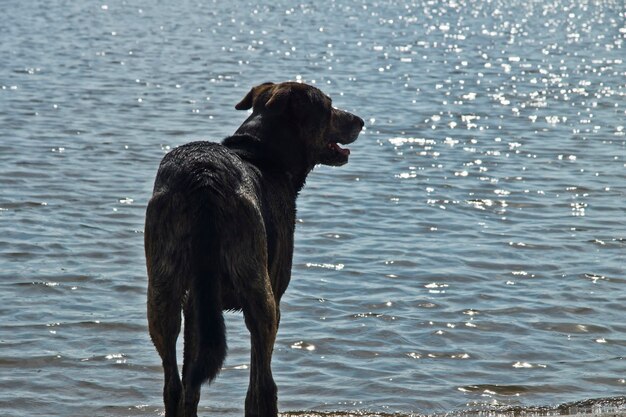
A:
335 108 364 129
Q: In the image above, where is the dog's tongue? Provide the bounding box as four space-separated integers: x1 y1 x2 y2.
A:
329 142 350 156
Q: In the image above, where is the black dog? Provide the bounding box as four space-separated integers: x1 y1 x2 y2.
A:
145 81 363 417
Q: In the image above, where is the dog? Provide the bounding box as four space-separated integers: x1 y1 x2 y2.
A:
145 81 363 417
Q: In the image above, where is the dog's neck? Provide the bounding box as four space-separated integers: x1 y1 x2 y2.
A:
229 114 314 193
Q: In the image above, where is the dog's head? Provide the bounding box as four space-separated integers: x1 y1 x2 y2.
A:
235 82 363 167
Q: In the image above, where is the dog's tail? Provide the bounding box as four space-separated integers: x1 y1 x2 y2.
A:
183 256 228 387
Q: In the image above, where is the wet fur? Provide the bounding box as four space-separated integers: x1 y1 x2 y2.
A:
145 82 363 417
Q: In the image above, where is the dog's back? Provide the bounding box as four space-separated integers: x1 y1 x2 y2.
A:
146 140 251 302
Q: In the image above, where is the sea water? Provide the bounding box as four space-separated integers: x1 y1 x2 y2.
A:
0 0 624 416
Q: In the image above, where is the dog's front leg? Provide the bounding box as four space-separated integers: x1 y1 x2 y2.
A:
241 281 279 417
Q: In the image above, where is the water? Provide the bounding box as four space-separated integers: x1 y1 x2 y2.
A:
1 0 624 416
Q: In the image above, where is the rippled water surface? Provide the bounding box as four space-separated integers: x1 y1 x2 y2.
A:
1 0 625 416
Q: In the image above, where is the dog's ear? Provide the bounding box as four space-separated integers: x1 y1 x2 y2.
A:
235 82 274 110
264 86 292 112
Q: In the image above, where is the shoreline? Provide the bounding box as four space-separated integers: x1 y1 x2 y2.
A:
281 397 626 417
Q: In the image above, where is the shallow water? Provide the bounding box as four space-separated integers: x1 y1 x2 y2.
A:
0 0 624 416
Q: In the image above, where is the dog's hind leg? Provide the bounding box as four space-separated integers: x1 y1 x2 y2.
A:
240 276 279 417
147 279 183 417
227 246 278 417
146 194 186 417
